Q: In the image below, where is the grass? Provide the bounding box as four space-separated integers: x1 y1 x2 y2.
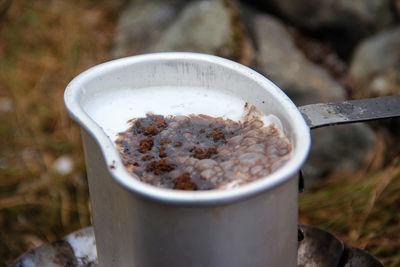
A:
0 0 117 264
0 0 399 266
300 157 400 266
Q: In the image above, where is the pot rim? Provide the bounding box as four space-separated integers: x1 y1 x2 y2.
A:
64 52 311 205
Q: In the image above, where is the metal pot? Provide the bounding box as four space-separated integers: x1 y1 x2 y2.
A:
64 52 399 267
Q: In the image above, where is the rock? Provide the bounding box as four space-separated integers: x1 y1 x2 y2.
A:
112 0 186 57
252 14 345 105
305 124 375 183
396 0 400 17
275 0 394 30
103 0 130 11
350 27 400 98
250 13 376 182
247 0 396 56
152 0 240 59
113 0 250 61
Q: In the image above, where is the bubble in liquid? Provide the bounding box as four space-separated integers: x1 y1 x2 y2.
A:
250 165 263 175
197 159 217 169
239 153 265 163
200 169 215 180
247 144 265 153
115 113 292 190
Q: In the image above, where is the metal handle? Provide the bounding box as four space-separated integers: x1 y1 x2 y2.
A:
299 95 400 129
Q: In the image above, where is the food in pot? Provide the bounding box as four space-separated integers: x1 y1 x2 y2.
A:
115 113 291 190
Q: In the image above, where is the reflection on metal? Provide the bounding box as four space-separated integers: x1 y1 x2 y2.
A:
298 224 344 267
11 227 97 267
298 225 305 242
299 95 400 129
340 244 385 267
299 170 305 193
11 225 384 267
297 225 384 267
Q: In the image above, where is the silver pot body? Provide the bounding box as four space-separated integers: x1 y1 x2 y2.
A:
65 53 311 267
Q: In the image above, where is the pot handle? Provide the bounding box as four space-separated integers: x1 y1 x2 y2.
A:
298 95 400 129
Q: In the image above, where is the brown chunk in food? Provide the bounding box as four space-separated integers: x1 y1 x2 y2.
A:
192 146 217 160
153 116 166 128
159 147 167 158
173 172 197 190
142 125 159 136
146 160 175 175
207 128 225 142
173 141 182 147
160 139 171 145
115 113 292 191
138 138 153 153
142 155 154 161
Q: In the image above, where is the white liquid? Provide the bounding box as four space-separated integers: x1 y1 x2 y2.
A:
83 86 283 140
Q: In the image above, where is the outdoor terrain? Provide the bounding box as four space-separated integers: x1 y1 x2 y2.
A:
0 0 399 266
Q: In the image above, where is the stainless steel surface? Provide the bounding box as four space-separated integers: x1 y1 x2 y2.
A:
11 225 384 267
297 225 383 267
299 95 400 129
11 227 97 267
64 53 311 267
298 225 344 267
341 244 384 267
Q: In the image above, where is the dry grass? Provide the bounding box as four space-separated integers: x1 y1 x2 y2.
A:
0 0 399 266
0 0 117 264
300 136 400 266
300 162 400 267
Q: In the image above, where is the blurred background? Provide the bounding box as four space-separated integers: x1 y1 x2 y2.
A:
0 0 399 265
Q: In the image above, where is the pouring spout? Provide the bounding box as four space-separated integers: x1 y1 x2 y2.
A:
298 95 400 129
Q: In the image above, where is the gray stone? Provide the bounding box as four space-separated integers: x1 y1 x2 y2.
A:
262 0 396 54
112 0 186 57
152 0 237 59
251 14 376 182
113 0 248 61
273 0 394 30
112 0 254 61
350 27 400 97
396 0 400 17
304 124 375 183
252 14 345 106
